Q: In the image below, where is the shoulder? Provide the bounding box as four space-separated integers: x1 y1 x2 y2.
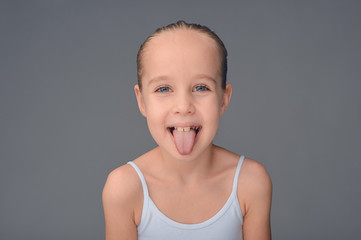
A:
102 163 143 239
237 158 272 238
102 163 143 204
239 158 272 196
238 158 272 213
102 163 143 217
103 148 158 199
240 158 272 187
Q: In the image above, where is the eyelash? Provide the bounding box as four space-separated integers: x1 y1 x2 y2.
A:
155 86 171 93
193 85 209 92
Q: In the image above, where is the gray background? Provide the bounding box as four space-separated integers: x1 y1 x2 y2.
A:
1 1 360 239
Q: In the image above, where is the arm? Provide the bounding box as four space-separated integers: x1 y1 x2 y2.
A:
240 160 272 240
102 165 141 240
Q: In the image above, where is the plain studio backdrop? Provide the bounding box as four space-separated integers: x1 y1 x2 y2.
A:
1 1 360 239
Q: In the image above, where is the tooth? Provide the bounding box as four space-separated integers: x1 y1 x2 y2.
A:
183 127 190 132
176 127 184 132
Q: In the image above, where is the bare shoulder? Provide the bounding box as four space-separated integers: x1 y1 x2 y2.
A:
238 157 272 214
102 163 143 240
103 148 157 201
102 163 143 206
237 158 272 239
239 158 272 196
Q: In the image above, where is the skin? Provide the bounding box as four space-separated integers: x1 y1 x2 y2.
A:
102 28 272 240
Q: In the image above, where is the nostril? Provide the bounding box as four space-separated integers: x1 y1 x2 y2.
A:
173 94 195 114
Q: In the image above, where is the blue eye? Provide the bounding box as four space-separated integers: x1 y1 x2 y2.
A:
156 86 171 92
194 85 209 92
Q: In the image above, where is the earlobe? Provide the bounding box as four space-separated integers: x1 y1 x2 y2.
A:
220 83 232 115
134 84 147 117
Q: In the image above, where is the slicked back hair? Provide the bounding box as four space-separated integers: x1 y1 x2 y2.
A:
136 20 228 90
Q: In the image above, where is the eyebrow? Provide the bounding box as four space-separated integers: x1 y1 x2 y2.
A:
192 74 217 84
147 76 170 86
147 74 217 87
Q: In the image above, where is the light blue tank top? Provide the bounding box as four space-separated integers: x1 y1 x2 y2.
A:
127 155 244 240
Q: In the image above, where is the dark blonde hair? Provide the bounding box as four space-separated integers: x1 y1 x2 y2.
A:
136 20 228 90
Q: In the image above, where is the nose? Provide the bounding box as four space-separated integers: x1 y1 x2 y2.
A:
174 91 195 115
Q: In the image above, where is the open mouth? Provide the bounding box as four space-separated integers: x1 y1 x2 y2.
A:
167 126 201 155
168 126 201 135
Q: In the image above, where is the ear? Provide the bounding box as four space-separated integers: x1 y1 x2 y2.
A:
220 83 232 115
134 84 147 117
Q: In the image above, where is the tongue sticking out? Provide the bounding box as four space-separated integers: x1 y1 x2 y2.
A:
172 129 196 155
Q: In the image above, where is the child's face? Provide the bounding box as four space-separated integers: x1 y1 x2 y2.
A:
135 29 232 159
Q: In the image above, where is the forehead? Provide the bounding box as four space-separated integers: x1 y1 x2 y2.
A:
140 29 222 82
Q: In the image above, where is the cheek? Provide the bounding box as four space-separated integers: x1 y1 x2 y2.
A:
145 113 165 146
146 107 163 126
144 102 167 134
144 97 163 117
201 97 222 124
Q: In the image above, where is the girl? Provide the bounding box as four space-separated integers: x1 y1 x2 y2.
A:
102 20 272 240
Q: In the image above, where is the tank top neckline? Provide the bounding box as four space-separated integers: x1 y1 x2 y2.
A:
128 155 245 230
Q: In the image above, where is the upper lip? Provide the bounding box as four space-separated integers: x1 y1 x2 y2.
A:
166 122 201 128
167 122 202 135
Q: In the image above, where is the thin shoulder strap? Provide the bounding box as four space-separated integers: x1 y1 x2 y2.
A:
127 161 149 200
232 155 245 193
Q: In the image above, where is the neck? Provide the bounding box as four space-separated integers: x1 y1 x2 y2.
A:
156 144 217 184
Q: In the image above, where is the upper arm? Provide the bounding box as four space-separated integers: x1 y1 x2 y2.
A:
239 159 272 240
102 165 141 240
